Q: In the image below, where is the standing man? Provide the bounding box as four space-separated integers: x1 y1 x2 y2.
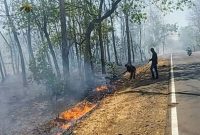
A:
149 48 159 79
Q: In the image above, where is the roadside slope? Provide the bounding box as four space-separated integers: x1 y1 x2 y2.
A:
72 59 170 135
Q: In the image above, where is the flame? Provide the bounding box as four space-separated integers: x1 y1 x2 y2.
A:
59 101 96 122
60 123 71 130
96 85 108 91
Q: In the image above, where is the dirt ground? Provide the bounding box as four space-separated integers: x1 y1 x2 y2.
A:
72 59 170 135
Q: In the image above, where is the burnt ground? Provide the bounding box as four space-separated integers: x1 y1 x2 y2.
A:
72 59 170 135
0 75 80 135
0 72 112 135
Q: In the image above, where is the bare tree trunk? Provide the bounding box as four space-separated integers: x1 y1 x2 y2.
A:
27 12 35 63
46 51 53 68
95 41 99 63
72 19 81 75
43 15 61 78
0 51 5 82
59 0 70 82
163 36 165 54
4 0 27 86
130 32 135 63
0 51 6 77
84 32 94 83
99 0 106 74
106 34 111 62
110 16 119 65
0 31 15 74
139 24 143 62
8 31 16 74
16 51 20 74
121 15 126 63
125 13 131 64
98 25 106 74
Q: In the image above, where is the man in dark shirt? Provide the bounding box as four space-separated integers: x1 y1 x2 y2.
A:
149 48 159 79
123 64 136 80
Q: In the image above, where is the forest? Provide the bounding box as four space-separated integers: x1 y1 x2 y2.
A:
0 0 194 94
0 0 199 134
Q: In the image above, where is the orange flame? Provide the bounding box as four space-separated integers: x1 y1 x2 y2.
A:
96 85 108 92
59 101 96 122
60 123 71 130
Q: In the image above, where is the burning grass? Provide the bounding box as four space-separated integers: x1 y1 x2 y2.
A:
30 84 115 135
59 100 97 122
95 85 108 92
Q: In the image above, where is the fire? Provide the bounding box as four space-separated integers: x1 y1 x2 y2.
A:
60 123 71 130
59 101 96 122
96 85 108 92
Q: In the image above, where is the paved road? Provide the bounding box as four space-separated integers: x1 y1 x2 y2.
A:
172 51 200 135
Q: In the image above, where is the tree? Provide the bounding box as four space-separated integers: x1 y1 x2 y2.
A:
4 0 27 86
59 0 70 82
110 15 119 65
83 0 122 83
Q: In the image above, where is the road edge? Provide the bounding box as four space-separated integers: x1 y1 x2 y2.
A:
170 54 179 135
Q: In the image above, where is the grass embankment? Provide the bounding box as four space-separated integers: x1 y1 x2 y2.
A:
72 59 170 135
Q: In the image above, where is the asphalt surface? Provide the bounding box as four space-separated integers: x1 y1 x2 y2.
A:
172 51 200 135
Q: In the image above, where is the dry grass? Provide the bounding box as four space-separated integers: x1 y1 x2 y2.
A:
72 59 170 135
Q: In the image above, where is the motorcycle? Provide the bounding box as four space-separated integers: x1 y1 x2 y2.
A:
187 49 192 56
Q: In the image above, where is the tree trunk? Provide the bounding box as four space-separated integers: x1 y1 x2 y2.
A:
106 34 111 62
98 0 106 74
59 0 70 82
43 15 61 78
98 24 106 74
84 0 122 83
72 19 81 74
84 32 94 83
16 53 20 73
139 24 143 62
4 0 27 86
27 12 35 63
110 16 119 65
0 31 15 74
125 13 131 64
0 51 5 82
163 36 165 54
46 51 53 68
0 51 6 77
130 32 135 63
121 15 126 63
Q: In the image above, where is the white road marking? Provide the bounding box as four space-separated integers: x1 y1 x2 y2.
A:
171 54 179 135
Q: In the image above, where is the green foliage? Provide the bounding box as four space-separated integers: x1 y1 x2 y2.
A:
20 3 32 13
131 12 147 24
50 33 61 47
121 0 147 24
107 62 118 78
153 0 194 13
29 46 64 96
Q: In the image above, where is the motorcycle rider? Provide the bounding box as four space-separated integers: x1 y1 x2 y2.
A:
186 47 192 56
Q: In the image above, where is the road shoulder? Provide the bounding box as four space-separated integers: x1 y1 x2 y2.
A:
72 59 170 135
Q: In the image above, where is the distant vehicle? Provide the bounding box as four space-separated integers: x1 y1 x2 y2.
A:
186 47 192 56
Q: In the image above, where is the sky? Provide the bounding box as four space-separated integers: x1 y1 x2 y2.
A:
163 9 191 27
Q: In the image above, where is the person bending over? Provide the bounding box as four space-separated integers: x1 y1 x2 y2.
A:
123 64 136 80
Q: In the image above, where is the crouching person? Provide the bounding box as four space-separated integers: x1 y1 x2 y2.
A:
123 64 136 80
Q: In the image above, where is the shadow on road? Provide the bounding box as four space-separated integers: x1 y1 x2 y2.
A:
174 63 200 81
175 91 200 97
